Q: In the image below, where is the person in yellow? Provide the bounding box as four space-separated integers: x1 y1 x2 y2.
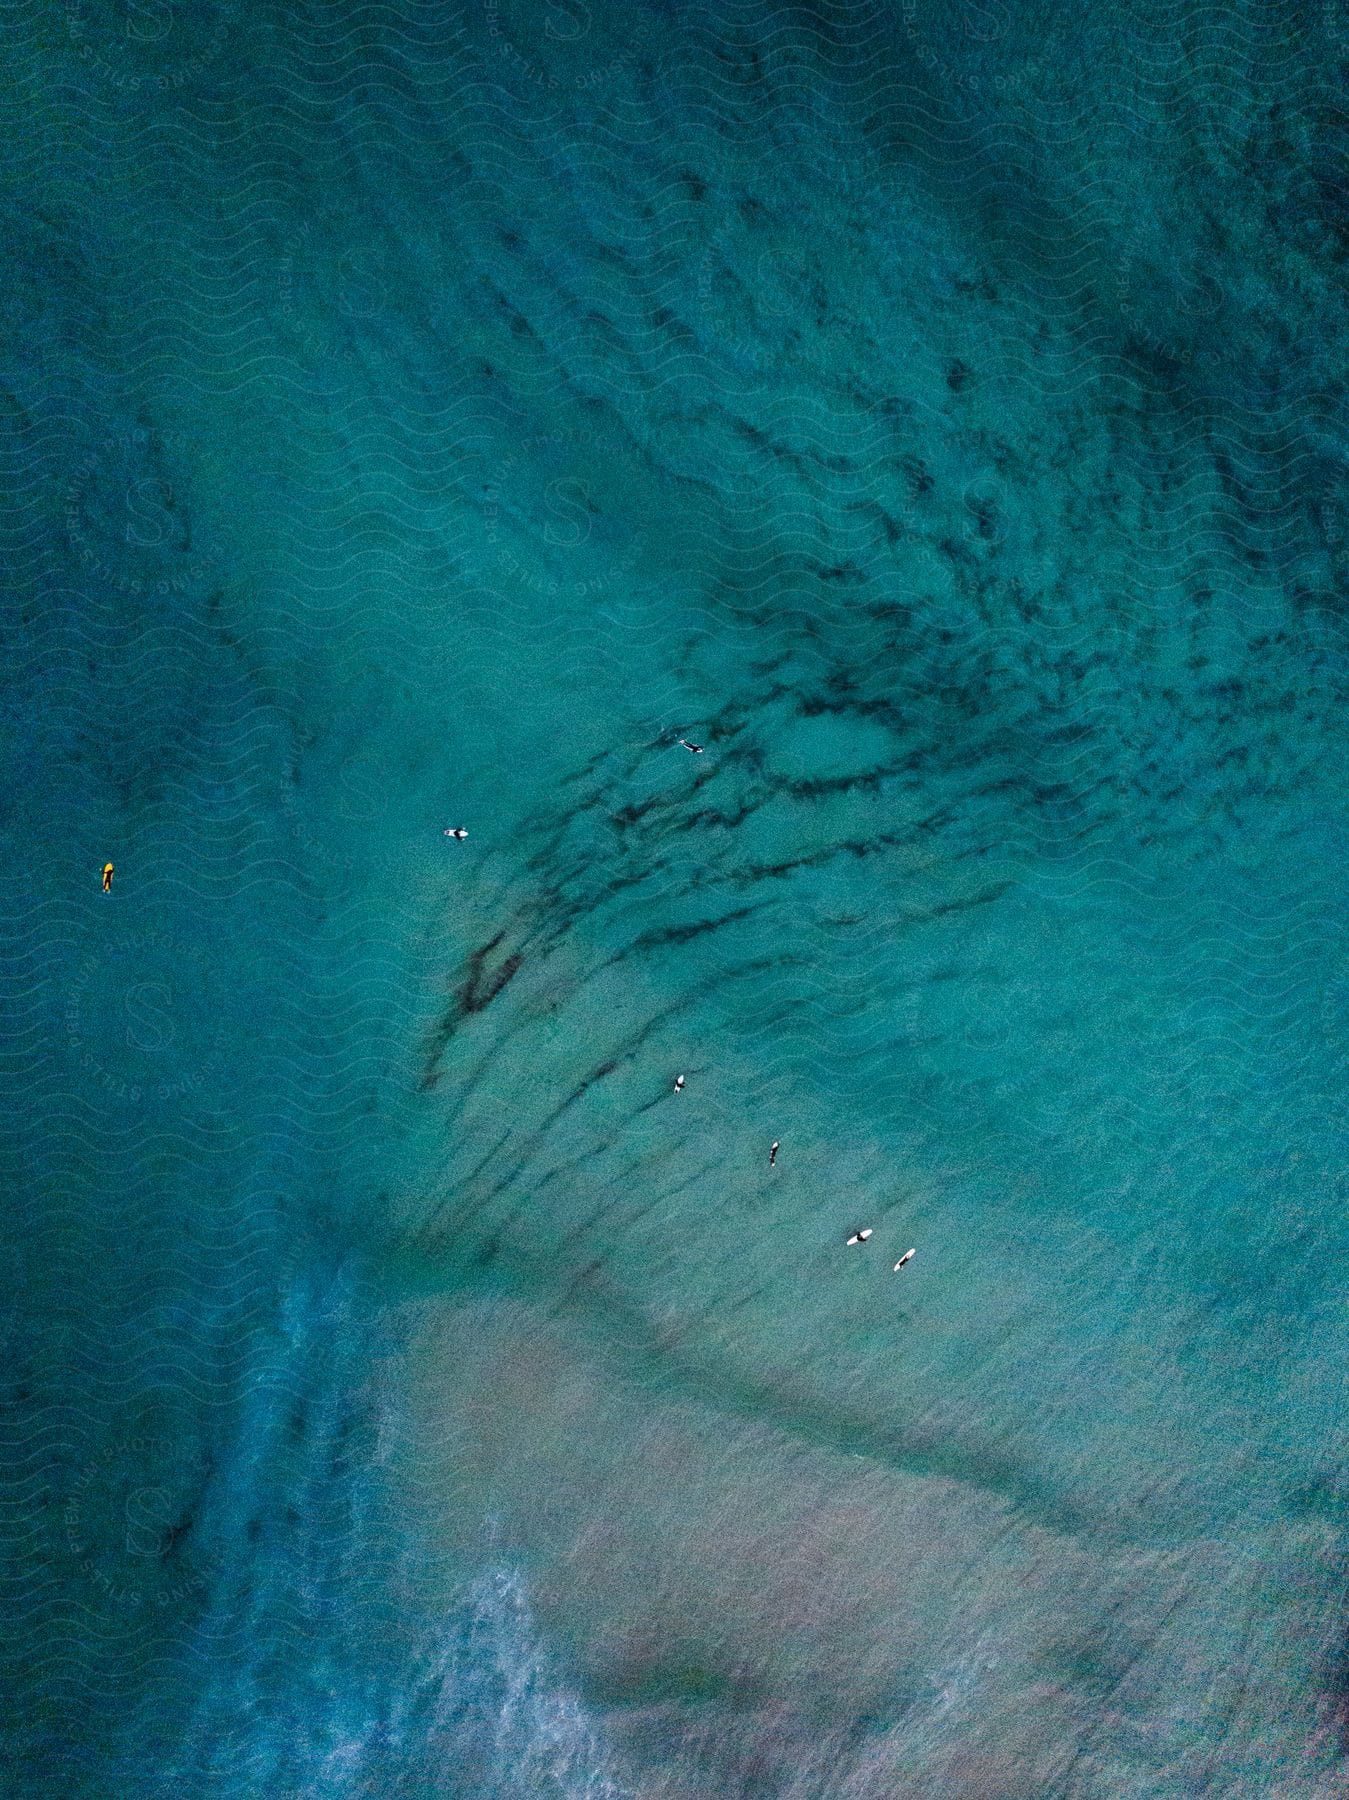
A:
102 863 114 892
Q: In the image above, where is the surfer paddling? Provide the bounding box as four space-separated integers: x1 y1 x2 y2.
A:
678 738 703 754
443 827 468 840
769 1140 779 1167
846 1227 873 1246
673 1073 686 1093
894 1248 916 1270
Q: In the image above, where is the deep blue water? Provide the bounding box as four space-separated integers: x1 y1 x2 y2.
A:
2 0 1348 1794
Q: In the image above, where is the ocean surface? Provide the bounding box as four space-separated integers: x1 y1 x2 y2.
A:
1 0 1347 1793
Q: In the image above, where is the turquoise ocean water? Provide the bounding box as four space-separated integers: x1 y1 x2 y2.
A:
2 0 1347 1793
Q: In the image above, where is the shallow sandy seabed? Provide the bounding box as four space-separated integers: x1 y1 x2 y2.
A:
1 0 1347 1794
